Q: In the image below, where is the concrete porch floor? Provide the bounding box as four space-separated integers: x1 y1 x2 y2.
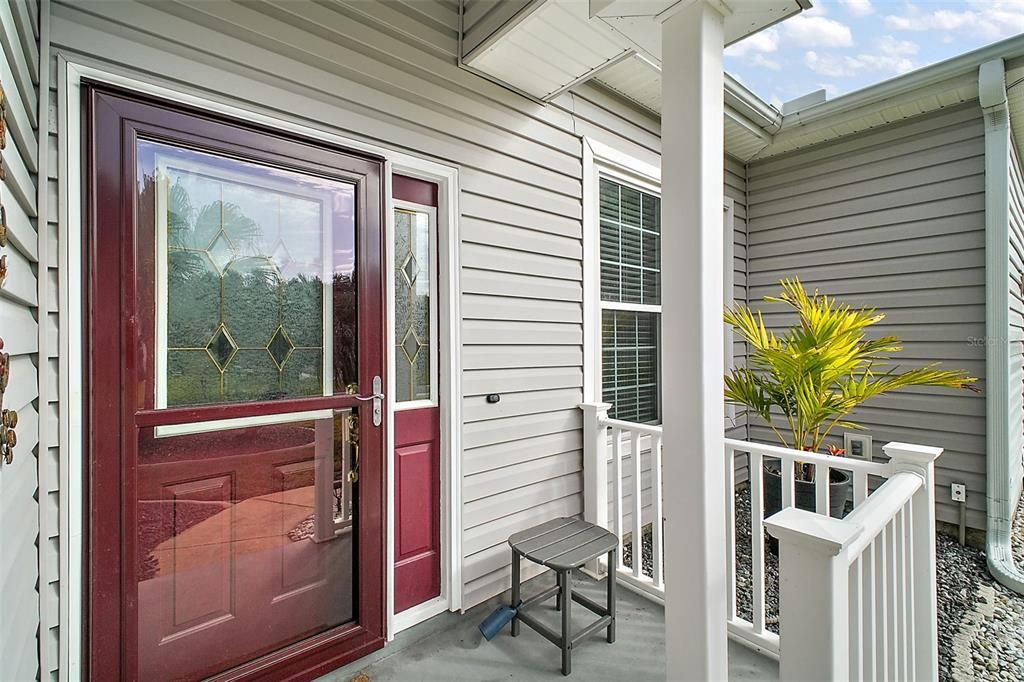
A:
318 571 777 682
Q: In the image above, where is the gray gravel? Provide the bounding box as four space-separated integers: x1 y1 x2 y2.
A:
623 485 1024 682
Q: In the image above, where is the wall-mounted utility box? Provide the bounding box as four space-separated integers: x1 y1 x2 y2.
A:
951 483 967 502
844 433 873 460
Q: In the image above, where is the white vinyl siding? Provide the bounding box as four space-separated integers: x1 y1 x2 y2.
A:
1008 138 1024 509
0 1 42 680
746 103 987 530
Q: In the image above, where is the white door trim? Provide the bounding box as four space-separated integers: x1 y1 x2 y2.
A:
60 57 463 676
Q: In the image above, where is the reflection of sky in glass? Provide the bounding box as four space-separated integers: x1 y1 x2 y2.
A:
138 140 356 278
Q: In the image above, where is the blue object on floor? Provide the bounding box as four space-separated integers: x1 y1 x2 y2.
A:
479 605 518 640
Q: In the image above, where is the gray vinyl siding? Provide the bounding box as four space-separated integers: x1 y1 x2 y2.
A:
39 5 752 658
0 1 42 680
461 0 534 59
746 103 988 530
1009 138 1024 509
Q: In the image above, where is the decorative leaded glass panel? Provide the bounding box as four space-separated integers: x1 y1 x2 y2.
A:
394 208 433 402
143 140 357 408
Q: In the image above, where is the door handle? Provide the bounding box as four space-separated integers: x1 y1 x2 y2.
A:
350 375 384 427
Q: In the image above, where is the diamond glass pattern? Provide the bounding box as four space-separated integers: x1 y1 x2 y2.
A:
401 253 419 286
207 233 235 273
394 208 432 402
401 329 422 363
207 326 238 371
268 326 295 370
147 139 356 407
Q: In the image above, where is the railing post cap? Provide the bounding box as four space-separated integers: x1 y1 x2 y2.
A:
764 507 863 556
882 442 943 465
579 402 612 413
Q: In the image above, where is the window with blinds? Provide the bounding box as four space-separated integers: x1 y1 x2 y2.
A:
599 177 661 423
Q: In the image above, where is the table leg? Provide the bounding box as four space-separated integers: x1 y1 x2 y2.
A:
607 549 616 644
511 549 520 637
561 569 572 676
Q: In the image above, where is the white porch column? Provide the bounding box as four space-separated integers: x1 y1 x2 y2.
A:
660 1 728 680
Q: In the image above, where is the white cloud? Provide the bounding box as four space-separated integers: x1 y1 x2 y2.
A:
805 50 916 78
751 54 782 71
839 0 874 18
877 35 919 57
726 12 852 66
780 15 855 48
884 1 1024 41
725 27 779 57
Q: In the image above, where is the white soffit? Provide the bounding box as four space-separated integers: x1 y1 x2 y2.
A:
460 0 807 102
592 0 808 56
463 1 632 101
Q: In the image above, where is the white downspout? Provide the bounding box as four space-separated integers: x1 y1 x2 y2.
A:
980 58 1024 594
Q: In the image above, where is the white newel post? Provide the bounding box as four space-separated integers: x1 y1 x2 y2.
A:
581 403 611 573
765 508 864 681
660 1 728 679
884 442 943 682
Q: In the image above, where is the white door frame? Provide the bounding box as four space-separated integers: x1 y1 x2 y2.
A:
59 57 463 677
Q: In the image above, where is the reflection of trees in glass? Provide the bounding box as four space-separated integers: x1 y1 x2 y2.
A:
161 175 327 407
333 272 357 391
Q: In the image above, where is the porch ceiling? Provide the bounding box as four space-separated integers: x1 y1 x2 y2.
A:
459 0 806 105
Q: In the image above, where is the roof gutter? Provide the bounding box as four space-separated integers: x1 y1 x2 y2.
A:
980 57 1024 595
724 73 782 134
782 34 1024 129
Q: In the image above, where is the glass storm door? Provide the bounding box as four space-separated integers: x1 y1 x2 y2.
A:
87 88 386 681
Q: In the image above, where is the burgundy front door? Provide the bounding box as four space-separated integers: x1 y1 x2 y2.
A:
86 87 387 681
392 177 441 613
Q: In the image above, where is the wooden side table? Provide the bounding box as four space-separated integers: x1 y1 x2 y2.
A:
508 517 619 676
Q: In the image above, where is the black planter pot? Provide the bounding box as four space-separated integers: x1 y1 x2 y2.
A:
762 462 851 520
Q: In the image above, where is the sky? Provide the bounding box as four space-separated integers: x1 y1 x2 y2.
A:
724 0 1024 110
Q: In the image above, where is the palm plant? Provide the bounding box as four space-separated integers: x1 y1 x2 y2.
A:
725 279 977 480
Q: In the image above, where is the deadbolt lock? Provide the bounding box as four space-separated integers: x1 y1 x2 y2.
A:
0 254 7 287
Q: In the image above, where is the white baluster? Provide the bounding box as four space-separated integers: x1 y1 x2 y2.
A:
725 444 736 619
816 464 831 516
781 456 794 509
749 448 765 634
612 427 624 571
631 430 643 579
652 433 664 588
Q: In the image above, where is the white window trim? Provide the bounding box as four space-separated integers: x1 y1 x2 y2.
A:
61 59 464 677
583 138 737 427
723 197 737 429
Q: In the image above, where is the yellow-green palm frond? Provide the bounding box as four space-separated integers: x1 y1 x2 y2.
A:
723 278 979 452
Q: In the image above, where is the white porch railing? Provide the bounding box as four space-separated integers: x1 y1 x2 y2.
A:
580 403 942 681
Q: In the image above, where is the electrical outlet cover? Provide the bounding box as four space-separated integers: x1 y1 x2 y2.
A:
844 432 872 460
951 483 966 502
